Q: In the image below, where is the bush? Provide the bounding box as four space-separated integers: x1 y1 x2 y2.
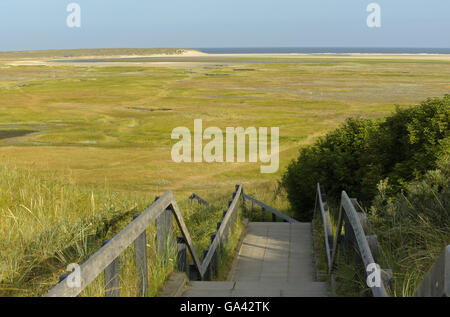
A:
368 95 450 193
282 117 378 221
282 95 450 220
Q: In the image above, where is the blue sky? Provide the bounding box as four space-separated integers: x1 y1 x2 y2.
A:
0 0 449 51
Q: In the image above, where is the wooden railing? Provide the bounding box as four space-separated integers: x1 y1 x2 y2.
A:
315 183 450 297
46 184 244 297
199 184 242 281
314 183 391 297
243 194 298 223
414 246 450 297
189 193 210 206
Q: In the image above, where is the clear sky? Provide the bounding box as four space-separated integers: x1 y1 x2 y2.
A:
0 0 449 51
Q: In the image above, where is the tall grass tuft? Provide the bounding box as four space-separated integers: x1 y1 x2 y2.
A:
0 165 248 296
0 165 149 296
368 156 450 296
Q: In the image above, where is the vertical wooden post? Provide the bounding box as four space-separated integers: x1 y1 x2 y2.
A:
211 234 218 277
203 249 211 281
103 240 120 297
228 199 233 234
223 210 229 244
241 185 247 216
217 222 223 255
343 213 354 251
133 215 148 297
366 235 378 262
272 213 276 222
177 236 187 273
381 269 394 295
230 208 235 234
189 264 200 281
156 207 174 264
262 207 266 222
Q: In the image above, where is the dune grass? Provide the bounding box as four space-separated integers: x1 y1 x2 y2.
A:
368 156 450 297
0 164 247 296
0 164 148 296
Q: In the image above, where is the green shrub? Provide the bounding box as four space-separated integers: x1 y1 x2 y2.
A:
368 95 450 193
282 95 450 220
282 117 378 221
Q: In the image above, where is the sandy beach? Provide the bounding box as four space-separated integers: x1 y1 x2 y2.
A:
4 49 450 68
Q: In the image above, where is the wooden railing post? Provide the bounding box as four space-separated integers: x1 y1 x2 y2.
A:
251 200 255 219
262 207 266 222
217 222 223 255
189 264 200 281
343 212 355 250
103 240 120 297
381 269 394 295
211 234 218 277
133 214 148 297
156 204 174 263
177 236 187 273
203 249 212 281
223 210 229 244
241 185 247 216
366 235 378 262
228 200 235 234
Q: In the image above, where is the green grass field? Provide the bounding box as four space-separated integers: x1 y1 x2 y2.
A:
0 50 449 296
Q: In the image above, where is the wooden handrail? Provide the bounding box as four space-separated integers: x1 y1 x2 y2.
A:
201 184 243 276
335 191 388 297
315 183 389 297
46 185 241 297
189 193 210 206
243 194 298 223
46 190 178 297
314 184 333 271
414 245 450 297
317 183 450 297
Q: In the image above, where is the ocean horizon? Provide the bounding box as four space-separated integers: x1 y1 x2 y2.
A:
194 47 450 54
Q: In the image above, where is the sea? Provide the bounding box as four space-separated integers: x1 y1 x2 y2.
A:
193 47 450 55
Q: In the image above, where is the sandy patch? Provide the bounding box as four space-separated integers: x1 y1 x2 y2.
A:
4 49 207 66
3 51 449 68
